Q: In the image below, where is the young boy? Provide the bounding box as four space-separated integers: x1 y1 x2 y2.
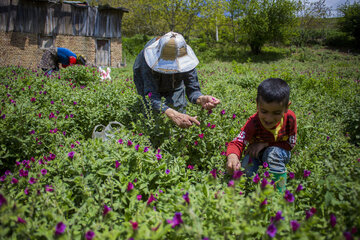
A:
226 78 297 192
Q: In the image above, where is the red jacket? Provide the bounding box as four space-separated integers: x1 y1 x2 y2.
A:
226 110 297 158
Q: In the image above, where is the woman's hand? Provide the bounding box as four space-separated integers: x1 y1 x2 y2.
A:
227 154 241 174
245 142 269 159
196 95 220 110
165 108 200 128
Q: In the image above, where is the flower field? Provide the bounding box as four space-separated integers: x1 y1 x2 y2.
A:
0 46 360 239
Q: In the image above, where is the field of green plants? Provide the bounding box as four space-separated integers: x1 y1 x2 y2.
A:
0 46 359 239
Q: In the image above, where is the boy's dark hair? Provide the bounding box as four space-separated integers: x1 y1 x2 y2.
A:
257 78 290 106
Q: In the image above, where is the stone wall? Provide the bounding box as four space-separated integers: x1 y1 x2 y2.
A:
0 31 123 69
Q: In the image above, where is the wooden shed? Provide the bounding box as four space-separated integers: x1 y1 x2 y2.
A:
0 0 129 68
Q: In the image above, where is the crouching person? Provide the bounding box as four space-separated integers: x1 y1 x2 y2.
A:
226 78 297 193
39 47 86 75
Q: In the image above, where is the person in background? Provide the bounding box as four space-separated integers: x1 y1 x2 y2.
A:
39 47 86 75
226 78 297 193
133 31 220 128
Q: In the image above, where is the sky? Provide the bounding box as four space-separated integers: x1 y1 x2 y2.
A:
308 0 356 17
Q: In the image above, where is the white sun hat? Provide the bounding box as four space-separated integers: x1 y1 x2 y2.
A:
144 32 199 74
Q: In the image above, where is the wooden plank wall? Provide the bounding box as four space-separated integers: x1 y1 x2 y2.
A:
0 0 124 38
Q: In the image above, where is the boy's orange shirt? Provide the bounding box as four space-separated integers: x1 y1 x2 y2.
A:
226 110 297 158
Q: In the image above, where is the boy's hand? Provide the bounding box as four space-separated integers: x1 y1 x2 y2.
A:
227 154 241 174
245 142 269 159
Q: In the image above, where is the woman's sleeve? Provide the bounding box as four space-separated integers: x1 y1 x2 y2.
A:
183 68 203 104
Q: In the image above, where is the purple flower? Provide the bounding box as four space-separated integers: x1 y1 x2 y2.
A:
1 114 5 119
29 177 37 184
264 171 270 178
85 231 95 240
135 144 140 151
71 144 75 149
207 110 212 115
68 151 75 159
296 184 304 192
343 232 352 240
148 92 152 98
0 175 6 182
165 169 170 174
147 194 156 205
260 198 268 207
232 114 236 119
228 180 235 187
211 124 216 129
261 178 269 189
103 205 111 216
127 182 134 192
19 169 28 177
266 224 277 238
253 174 260 183
284 190 295 202
221 109 225 115
41 169 47 175
51 100 54 104
289 172 295 179
290 220 300 232
45 185 54 192
17 217 27 224
183 192 190 204
0 194 7 207
144 147 149 153
130 221 138 230
305 207 316 220
55 222 66 235
271 211 284 223
167 212 184 228
5 170 11 176
115 160 121 169
330 213 336 228
233 170 244 179
73 101 77 105
156 154 162 160
199 133 204 139
210 169 217 179
127 140 133 146
263 162 268 168
11 178 18 184
326 136 330 141
29 130 35 135
187 165 194 170
118 139 123 144
303 170 311 178
137 195 142 201
24 188 29 195
30 97 36 102
49 153 56 160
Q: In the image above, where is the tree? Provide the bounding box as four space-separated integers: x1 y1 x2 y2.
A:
338 0 360 48
153 0 206 38
242 0 298 54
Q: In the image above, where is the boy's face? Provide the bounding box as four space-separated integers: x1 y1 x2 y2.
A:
257 97 288 129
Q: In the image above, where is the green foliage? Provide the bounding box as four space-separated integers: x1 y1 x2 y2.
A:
60 65 100 86
122 34 153 58
338 1 360 48
1 46 360 239
242 0 298 54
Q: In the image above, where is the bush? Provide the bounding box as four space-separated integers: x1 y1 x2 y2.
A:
338 1 360 48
